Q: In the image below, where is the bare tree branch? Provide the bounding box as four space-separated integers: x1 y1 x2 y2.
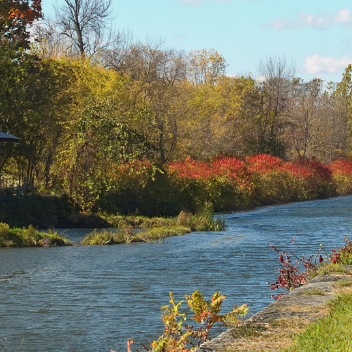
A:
54 0 112 56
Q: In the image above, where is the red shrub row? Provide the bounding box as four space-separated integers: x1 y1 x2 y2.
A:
167 154 339 210
169 154 333 183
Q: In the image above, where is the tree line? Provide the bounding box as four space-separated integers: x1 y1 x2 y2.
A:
1 0 352 211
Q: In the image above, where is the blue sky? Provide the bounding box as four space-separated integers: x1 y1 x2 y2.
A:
42 0 352 83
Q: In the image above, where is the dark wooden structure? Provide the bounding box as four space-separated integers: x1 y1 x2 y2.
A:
0 131 21 193
0 131 20 142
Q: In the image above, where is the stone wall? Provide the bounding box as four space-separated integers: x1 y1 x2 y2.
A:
194 268 352 352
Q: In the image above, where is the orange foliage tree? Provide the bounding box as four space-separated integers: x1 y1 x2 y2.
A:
0 0 42 48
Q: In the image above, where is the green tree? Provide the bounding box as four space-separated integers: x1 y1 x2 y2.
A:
0 47 72 184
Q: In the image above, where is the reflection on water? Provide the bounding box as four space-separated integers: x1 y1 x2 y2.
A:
1 196 352 351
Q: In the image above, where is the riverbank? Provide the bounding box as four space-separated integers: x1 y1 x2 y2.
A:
81 226 192 245
0 223 72 248
0 194 227 230
1 157 352 228
194 268 352 352
82 209 225 245
0 207 225 248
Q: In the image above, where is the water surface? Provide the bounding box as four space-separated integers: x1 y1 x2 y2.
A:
1 196 352 351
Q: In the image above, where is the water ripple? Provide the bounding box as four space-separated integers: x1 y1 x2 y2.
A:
0 196 352 351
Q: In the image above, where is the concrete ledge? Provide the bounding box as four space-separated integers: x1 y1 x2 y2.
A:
194 272 352 352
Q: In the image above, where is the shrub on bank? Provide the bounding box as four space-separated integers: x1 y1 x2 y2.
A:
0 223 72 248
19 154 348 220
328 159 352 195
100 208 225 232
95 154 352 217
82 209 225 245
81 229 127 245
168 155 336 212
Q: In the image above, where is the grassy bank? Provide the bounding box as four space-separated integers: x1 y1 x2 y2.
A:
285 241 352 350
0 223 72 248
102 208 225 231
81 226 191 245
285 291 352 351
82 209 225 245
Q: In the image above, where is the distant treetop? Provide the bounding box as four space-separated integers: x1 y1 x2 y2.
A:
0 0 42 49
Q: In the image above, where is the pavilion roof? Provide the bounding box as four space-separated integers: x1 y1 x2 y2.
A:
0 131 20 142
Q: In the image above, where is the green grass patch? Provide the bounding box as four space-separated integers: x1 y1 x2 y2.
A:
229 325 265 339
315 263 347 276
177 209 226 231
81 229 128 245
302 288 326 296
334 280 352 288
101 214 177 229
81 226 192 245
0 223 72 248
136 226 191 242
85 207 225 246
285 292 352 351
100 208 226 232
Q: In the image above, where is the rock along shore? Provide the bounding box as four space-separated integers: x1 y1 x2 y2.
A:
194 266 352 352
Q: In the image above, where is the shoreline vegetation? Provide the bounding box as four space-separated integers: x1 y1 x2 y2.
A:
0 209 226 248
2 154 352 248
80 226 192 245
81 209 225 245
0 223 72 248
2 155 352 230
262 238 352 351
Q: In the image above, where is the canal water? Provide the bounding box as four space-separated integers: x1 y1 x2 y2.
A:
1 196 352 351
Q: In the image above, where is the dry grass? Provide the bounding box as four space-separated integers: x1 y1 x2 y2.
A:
301 288 326 296
223 317 312 352
223 305 330 352
277 304 329 314
217 276 352 352
332 282 352 295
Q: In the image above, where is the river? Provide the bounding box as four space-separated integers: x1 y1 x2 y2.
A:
1 196 352 351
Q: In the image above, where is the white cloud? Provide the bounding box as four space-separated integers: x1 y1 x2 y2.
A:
304 54 352 74
270 8 352 30
256 75 266 82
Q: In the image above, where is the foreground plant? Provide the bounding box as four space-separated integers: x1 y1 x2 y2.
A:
268 237 352 300
131 290 247 352
268 239 326 300
329 238 352 265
